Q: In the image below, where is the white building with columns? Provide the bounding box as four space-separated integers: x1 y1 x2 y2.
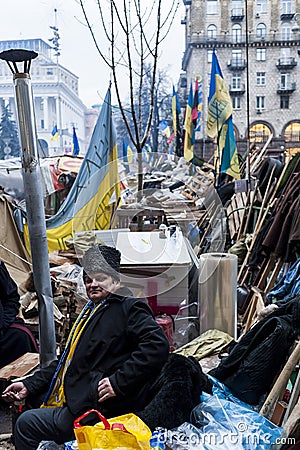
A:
0 38 87 157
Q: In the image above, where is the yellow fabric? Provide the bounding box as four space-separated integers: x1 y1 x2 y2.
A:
74 413 151 450
41 303 101 408
183 102 194 162
207 73 233 139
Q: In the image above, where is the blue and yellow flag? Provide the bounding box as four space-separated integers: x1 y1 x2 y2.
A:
206 51 233 139
122 140 134 173
72 126 80 156
219 117 240 179
122 140 134 164
194 76 203 132
183 83 194 162
51 125 59 141
158 119 171 138
172 85 180 137
24 88 120 253
172 85 182 157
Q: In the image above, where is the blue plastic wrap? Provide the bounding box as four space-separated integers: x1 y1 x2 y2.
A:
208 375 253 409
166 378 283 449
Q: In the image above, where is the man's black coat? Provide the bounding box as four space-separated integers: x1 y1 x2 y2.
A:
23 287 170 418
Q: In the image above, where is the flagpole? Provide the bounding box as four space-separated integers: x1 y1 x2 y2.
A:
214 47 220 189
215 104 220 188
245 0 251 186
50 8 63 154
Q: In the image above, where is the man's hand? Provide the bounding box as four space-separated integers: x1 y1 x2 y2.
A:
98 377 116 403
2 382 29 403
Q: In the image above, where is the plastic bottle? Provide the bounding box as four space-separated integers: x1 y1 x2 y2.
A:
149 429 166 449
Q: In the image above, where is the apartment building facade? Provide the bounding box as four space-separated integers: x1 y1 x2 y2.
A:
0 38 87 157
180 0 300 160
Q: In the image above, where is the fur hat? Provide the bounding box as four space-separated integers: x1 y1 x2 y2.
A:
82 244 121 281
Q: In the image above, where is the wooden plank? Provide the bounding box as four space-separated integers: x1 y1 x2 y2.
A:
0 352 39 381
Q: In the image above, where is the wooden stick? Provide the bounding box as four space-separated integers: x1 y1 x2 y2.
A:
236 190 251 241
239 179 259 239
282 366 300 425
264 258 283 295
252 165 276 236
260 340 300 420
250 134 273 175
237 165 276 281
273 395 300 449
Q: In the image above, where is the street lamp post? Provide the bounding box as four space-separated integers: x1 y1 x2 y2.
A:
0 49 56 368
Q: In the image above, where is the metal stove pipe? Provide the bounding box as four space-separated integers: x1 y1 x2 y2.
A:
0 49 56 368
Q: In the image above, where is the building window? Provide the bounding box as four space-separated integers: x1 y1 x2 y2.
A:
232 0 243 6
232 73 241 89
46 68 54 76
281 22 292 40
284 122 300 141
250 123 271 142
232 24 242 43
282 0 292 14
256 72 266 85
207 0 218 14
256 23 267 39
256 96 265 109
280 73 290 88
232 96 241 109
280 96 289 109
207 24 217 40
41 119 44 129
232 49 242 65
280 47 291 62
256 0 267 13
256 48 266 61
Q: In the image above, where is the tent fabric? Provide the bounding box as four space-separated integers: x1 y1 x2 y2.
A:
174 329 233 361
0 194 31 286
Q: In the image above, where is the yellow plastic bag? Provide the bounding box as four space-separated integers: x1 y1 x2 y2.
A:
74 409 151 450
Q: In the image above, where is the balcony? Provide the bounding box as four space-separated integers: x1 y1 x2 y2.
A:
276 57 297 69
277 82 296 94
187 32 300 46
231 8 244 21
280 11 295 20
227 58 247 70
229 83 246 94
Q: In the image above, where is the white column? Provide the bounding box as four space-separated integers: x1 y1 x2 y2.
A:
43 96 49 130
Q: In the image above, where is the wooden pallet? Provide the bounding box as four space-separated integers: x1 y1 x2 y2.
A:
181 172 214 202
0 352 39 382
226 191 250 241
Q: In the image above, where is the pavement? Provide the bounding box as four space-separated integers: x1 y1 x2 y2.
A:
0 405 13 449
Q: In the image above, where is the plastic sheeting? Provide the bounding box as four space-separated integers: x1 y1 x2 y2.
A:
199 253 237 340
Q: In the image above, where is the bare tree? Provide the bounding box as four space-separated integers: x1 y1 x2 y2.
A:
113 65 172 155
78 0 179 198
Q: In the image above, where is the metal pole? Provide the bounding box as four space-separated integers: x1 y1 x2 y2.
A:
244 0 251 184
0 49 56 367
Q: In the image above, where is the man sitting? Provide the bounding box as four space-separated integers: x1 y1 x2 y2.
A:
2 244 169 450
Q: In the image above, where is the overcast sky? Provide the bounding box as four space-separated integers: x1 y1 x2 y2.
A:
0 0 185 108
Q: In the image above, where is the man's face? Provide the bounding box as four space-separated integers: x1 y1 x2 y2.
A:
83 272 117 304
